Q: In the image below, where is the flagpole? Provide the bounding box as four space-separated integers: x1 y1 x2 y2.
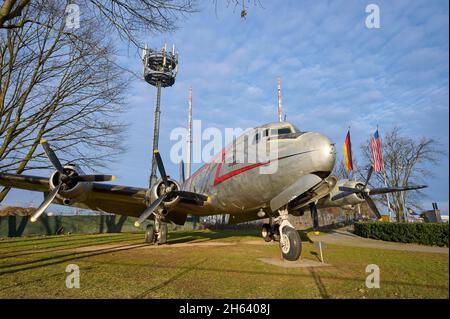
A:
383 170 392 220
348 126 353 181
378 125 392 221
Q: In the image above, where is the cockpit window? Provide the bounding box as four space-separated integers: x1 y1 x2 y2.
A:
271 127 292 136
291 125 300 133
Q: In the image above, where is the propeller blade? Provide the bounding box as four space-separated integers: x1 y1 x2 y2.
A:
30 184 61 223
72 175 116 183
363 194 381 219
364 165 374 188
40 139 65 174
134 193 168 227
369 185 427 195
153 149 169 187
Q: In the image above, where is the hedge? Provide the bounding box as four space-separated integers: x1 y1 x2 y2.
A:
354 221 449 247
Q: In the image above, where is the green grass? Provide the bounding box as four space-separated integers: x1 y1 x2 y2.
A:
0 230 448 299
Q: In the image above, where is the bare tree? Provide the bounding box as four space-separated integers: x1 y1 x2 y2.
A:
0 0 30 29
1 1 196 46
1 0 197 204
0 3 128 202
212 0 264 18
360 127 445 222
332 157 361 180
99 212 128 233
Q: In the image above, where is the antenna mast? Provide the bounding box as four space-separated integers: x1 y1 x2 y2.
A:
277 77 282 122
187 86 193 178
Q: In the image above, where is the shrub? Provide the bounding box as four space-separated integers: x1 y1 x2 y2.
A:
354 221 449 247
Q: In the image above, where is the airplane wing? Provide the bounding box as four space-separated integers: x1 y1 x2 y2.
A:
0 172 205 225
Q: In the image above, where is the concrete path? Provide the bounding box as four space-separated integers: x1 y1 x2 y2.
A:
310 229 449 254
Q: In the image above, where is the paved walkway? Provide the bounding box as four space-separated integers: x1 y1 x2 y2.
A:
310 229 449 254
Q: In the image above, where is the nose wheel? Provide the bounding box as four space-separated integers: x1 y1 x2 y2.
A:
279 226 302 261
262 209 302 261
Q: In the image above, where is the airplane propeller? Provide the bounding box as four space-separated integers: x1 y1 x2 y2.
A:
30 139 116 223
331 165 427 219
134 149 207 227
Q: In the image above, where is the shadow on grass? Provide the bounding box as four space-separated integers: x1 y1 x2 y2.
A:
167 229 260 245
0 233 141 250
0 242 149 275
1 237 447 296
0 235 143 260
298 230 313 243
134 258 208 298
310 251 321 262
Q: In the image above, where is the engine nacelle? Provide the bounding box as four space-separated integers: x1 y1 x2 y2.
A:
49 163 92 204
148 178 181 211
321 180 365 207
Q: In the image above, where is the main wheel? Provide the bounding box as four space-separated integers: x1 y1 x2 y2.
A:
261 224 272 242
272 224 280 242
279 226 302 261
158 223 168 244
144 225 155 244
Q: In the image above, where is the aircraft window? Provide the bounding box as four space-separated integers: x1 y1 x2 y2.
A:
254 133 260 144
271 127 292 136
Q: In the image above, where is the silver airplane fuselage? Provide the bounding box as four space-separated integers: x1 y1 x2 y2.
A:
178 122 336 217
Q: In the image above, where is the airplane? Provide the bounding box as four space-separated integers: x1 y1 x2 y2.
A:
0 121 426 261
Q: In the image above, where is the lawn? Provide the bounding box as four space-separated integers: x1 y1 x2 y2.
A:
0 230 448 299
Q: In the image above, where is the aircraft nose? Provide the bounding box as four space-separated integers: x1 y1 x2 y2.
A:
301 132 336 174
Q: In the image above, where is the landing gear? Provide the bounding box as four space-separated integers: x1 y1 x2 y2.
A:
144 214 168 245
261 222 280 242
261 224 272 242
159 223 168 244
271 208 303 261
309 202 320 234
279 226 302 261
144 224 155 244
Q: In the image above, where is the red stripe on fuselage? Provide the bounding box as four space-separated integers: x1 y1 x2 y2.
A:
213 159 271 185
185 141 314 188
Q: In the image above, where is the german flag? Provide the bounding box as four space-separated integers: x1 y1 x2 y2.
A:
342 130 353 172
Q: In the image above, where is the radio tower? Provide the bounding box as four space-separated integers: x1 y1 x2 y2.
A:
187 86 193 178
277 77 282 122
142 43 179 188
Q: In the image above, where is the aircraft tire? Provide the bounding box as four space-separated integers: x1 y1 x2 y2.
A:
158 223 168 245
272 224 280 242
144 225 156 244
280 227 302 261
261 224 272 242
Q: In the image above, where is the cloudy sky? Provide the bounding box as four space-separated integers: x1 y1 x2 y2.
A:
3 0 449 213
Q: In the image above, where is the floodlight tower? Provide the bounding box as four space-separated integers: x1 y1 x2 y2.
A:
142 43 179 187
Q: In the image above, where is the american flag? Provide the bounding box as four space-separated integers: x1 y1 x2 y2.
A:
371 129 384 172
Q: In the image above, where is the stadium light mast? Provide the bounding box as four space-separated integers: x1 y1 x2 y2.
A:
142 43 179 188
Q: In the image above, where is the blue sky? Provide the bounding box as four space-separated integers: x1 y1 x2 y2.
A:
3 0 449 213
